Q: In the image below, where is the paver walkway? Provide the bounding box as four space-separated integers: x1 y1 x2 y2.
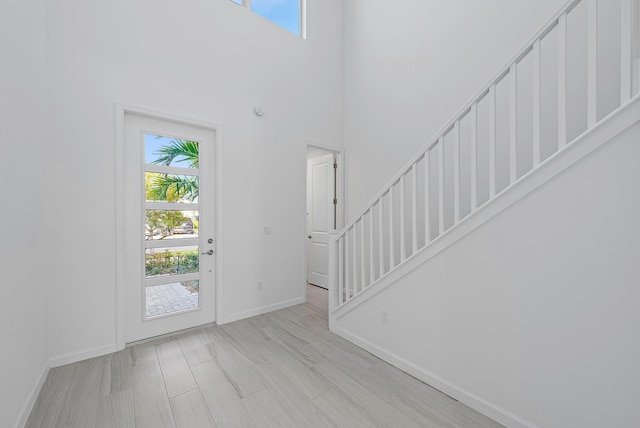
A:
145 282 199 317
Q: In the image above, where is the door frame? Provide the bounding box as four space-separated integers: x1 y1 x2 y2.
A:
115 104 224 350
304 143 344 296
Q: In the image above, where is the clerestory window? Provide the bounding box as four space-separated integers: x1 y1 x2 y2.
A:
230 0 304 37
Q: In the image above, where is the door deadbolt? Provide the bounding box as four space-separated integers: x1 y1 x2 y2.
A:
208 238 214 244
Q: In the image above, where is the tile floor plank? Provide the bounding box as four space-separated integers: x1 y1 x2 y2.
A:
95 388 135 428
258 339 329 399
132 357 176 428
192 360 256 427
325 355 458 428
311 336 379 371
369 361 467 426
53 357 103 428
177 332 213 368
314 388 380 428
156 339 198 397
208 340 265 399
131 342 159 366
253 361 338 427
261 324 325 367
241 389 308 428
315 360 426 428
265 311 329 344
170 388 216 428
105 348 134 395
25 364 75 427
219 323 268 364
198 323 227 344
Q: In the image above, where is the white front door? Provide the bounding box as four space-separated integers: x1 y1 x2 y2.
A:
124 114 216 343
306 153 335 289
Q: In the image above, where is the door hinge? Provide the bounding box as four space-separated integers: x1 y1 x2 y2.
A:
333 162 337 169
333 198 338 205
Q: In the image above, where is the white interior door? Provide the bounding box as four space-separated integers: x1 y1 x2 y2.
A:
306 153 335 289
123 114 216 343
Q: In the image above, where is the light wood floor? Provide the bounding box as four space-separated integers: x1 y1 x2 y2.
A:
26 285 503 428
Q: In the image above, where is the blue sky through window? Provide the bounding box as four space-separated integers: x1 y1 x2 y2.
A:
144 133 198 168
251 0 300 35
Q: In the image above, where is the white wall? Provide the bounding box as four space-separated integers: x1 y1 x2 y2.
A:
343 0 570 218
337 122 640 428
43 0 343 359
0 0 49 426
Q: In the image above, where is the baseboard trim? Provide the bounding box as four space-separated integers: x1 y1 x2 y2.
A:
223 297 306 324
15 360 50 428
335 327 541 428
49 344 118 368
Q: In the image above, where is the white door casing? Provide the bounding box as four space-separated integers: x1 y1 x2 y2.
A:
122 113 217 343
306 153 336 289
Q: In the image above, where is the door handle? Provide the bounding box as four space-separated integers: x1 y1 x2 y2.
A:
201 249 214 256
307 235 312 239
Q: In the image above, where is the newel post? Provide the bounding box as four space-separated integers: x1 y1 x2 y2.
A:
328 232 339 333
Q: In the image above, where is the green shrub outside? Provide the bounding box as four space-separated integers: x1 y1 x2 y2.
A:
145 249 199 277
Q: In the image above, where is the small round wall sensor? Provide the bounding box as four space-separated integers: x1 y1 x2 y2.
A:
254 106 265 117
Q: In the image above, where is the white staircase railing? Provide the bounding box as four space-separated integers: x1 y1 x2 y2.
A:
329 0 640 315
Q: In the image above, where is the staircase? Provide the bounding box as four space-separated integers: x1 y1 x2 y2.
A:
329 0 639 315
327 1 640 427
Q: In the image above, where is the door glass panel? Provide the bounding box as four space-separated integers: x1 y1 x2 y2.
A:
145 246 199 279
145 209 199 240
146 172 199 203
146 280 199 318
145 133 199 168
